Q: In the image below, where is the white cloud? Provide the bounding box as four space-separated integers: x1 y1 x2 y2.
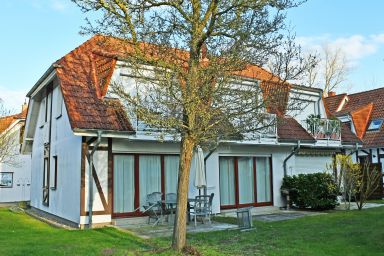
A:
297 33 384 63
51 0 69 11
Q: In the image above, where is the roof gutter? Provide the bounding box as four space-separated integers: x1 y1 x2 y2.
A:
87 131 102 229
283 140 301 177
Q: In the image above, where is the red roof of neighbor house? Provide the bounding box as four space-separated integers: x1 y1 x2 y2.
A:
324 87 384 148
277 117 316 142
50 35 290 132
323 94 347 117
340 122 362 144
0 108 27 134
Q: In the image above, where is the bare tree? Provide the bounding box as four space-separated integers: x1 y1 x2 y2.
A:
355 162 382 210
0 100 19 166
305 45 349 96
73 0 315 250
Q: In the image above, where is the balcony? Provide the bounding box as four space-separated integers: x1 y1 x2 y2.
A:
304 117 341 140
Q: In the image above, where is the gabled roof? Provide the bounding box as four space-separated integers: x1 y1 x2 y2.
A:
31 35 289 133
324 87 384 148
324 93 347 115
0 108 27 134
277 117 316 143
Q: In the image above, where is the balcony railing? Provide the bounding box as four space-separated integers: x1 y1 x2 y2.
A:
304 118 341 140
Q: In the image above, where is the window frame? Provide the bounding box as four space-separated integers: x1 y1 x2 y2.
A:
219 156 273 209
367 119 383 131
50 155 58 190
112 153 180 218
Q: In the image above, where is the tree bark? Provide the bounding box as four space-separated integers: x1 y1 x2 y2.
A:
172 135 195 251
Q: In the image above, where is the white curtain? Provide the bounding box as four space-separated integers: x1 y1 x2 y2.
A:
113 155 135 213
238 157 254 204
139 155 161 205
164 155 179 194
219 157 235 206
256 158 271 202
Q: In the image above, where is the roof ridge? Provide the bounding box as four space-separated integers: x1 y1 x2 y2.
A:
348 86 384 97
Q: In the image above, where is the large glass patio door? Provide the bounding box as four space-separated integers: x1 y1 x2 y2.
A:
113 155 135 213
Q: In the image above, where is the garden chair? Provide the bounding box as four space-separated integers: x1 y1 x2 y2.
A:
142 192 163 225
189 193 214 227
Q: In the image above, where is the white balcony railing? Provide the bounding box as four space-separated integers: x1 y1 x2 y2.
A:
303 118 341 140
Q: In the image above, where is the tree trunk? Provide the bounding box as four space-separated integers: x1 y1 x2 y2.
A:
172 135 195 251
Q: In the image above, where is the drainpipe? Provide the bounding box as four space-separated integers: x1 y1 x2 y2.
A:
283 140 301 177
203 147 217 196
88 131 102 229
347 143 359 157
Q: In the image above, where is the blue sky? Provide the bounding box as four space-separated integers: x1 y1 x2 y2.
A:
1 0 384 111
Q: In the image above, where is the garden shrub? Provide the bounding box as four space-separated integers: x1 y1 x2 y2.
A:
281 172 338 210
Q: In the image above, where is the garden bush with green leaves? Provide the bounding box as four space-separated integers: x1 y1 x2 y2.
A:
282 172 338 210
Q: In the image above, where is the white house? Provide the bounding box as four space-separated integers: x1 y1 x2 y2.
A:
0 104 31 203
22 36 360 228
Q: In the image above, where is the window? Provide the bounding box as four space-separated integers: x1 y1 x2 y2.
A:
367 119 383 131
56 88 63 118
113 154 180 216
0 172 13 188
219 156 272 209
50 156 58 190
43 157 49 205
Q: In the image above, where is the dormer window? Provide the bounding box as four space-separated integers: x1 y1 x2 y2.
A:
367 119 383 131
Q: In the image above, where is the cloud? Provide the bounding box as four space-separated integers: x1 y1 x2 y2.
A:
51 0 69 11
297 33 384 64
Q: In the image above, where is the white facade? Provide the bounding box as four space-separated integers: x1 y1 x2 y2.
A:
0 121 31 203
27 79 82 224
23 59 358 227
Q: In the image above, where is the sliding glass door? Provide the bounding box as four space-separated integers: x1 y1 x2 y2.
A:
219 157 235 206
219 156 272 209
113 155 135 213
113 154 180 216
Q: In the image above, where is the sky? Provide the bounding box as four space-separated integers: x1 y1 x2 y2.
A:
1 0 384 112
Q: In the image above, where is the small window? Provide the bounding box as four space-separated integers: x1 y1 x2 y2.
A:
367 119 383 131
56 89 63 118
51 156 58 190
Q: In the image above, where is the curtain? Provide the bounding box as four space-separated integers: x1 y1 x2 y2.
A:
256 157 271 202
113 155 135 213
219 157 235 206
139 155 161 205
238 157 254 204
164 155 179 194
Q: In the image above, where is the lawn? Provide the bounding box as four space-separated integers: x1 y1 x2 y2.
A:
1 206 384 255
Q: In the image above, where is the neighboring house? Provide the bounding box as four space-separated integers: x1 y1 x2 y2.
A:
22 36 360 228
0 104 31 203
325 88 384 170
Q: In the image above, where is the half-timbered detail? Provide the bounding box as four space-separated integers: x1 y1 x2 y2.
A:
22 36 361 228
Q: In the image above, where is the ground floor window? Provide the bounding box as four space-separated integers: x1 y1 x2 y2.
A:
219 156 272 209
113 154 179 216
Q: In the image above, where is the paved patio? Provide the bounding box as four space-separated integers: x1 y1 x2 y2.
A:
117 220 237 238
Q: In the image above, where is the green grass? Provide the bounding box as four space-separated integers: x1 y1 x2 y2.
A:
1 206 384 255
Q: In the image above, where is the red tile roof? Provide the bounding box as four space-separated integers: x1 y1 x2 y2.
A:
277 117 316 142
323 94 347 116
51 35 290 132
325 87 384 148
0 108 27 134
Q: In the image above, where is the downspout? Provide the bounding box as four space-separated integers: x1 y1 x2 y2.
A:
203 147 217 196
88 131 102 229
347 143 359 156
283 140 301 177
